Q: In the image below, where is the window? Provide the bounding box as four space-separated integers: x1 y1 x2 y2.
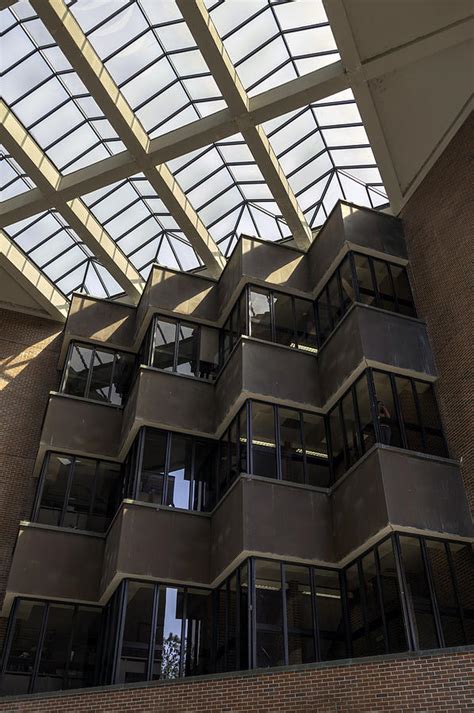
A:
113 581 212 685
255 560 285 668
132 428 217 512
62 343 135 406
148 316 219 380
218 405 248 497
1 600 101 695
33 453 121 532
315 252 416 348
398 536 439 649
251 402 277 479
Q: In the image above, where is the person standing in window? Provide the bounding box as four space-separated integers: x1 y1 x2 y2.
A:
377 401 392 445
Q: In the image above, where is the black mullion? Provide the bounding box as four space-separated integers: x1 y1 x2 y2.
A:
132 428 146 501
189 440 196 511
147 584 159 681
107 353 117 403
111 580 128 684
235 568 241 669
60 457 76 528
393 534 417 651
248 400 254 475
299 411 309 485
445 543 468 643
163 432 173 508
249 558 257 669
172 320 180 373
149 316 157 367
420 538 444 648
31 454 49 521
310 568 321 661
357 560 371 651
269 290 276 343
386 263 401 313
63 605 78 687
274 405 282 480
281 563 289 666
290 295 298 348
390 373 408 449
374 547 390 654
29 602 49 693
351 383 364 457
338 401 352 471
349 252 360 302
223 580 229 671
84 346 96 399
196 324 202 379
410 379 428 451
0 598 19 673
339 569 352 657
88 461 100 522
367 257 381 309
366 369 382 444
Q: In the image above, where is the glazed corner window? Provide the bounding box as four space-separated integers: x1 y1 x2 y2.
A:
130 428 216 513
148 316 219 380
1 600 101 695
62 343 135 406
248 287 317 353
33 453 122 532
110 580 212 684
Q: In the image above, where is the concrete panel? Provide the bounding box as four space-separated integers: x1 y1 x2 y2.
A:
210 480 244 583
40 394 122 460
318 307 364 404
307 204 345 289
111 504 211 590
5 525 103 606
341 203 407 259
380 448 474 538
142 267 218 325
64 294 136 359
240 237 309 293
332 449 389 561
242 477 334 564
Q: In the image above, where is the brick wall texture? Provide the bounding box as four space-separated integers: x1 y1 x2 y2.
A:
0 650 472 712
400 113 474 511
0 308 62 607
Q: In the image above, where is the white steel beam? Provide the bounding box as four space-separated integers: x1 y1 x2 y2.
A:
0 62 348 228
0 229 69 321
31 0 226 277
0 102 144 302
177 0 313 250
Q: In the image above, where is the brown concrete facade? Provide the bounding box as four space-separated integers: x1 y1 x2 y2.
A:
401 114 474 513
4 446 472 614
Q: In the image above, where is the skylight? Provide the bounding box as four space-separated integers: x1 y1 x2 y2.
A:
0 0 388 304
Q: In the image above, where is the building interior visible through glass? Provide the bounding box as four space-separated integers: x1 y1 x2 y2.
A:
1 535 472 693
35 365 447 532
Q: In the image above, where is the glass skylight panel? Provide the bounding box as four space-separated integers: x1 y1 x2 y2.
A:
0 146 37 200
207 0 339 96
262 89 388 226
1 3 126 175
82 175 202 277
170 135 291 257
3 211 123 298
70 0 225 140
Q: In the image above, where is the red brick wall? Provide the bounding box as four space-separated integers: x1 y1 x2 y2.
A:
0 649 472 712
0 308 62 607
400 114 474 511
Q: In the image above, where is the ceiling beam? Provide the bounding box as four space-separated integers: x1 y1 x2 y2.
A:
0 229 69 321
0 61 348 228
177 0 313 250
0 102 144 302
31 0 226 278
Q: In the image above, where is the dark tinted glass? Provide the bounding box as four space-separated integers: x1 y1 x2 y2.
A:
294 298 317 352
109 351 134 405
36 604 75 692
372 259 396 311
329 406 345 482
176 322 199 376
279 408 304 484
327 272 342 324
90 461 122 532
316 287 332 343
152 318 176 371
37 454 72 526
153 587 184 680
372 371 402 447
341 389 360 467
314 569 346 661
63 456 97 530
355 373 375 453
273 291 294 347
166 435 192 509
377 539 407 653
302 411 330 487
251 402 277 478
140 430 167 504
249 288 272 341
285 565 315 664
339 255 355 314
63 345 93 397
413 380 447 457
255 561 284 667
345 564 367 657
198 326 219 380
192 440 215 512
390 264 416 317
395 377 423 452
449 543 474 643
399 536 439 649
425 540 465 647
67 606 101 689
4 600 45 695
354 254 375 305
119 582 154 684
183 589 212 676
360 551 385 655
88 349 114 402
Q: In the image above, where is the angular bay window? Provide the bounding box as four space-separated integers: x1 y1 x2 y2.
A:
0 600 101 695
32 453 122 532
146 316 219 381
315 252 416 347
128 428 217 512
109 580 212 685
328 370 448 483
249 286 317 353
61 343 135 406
